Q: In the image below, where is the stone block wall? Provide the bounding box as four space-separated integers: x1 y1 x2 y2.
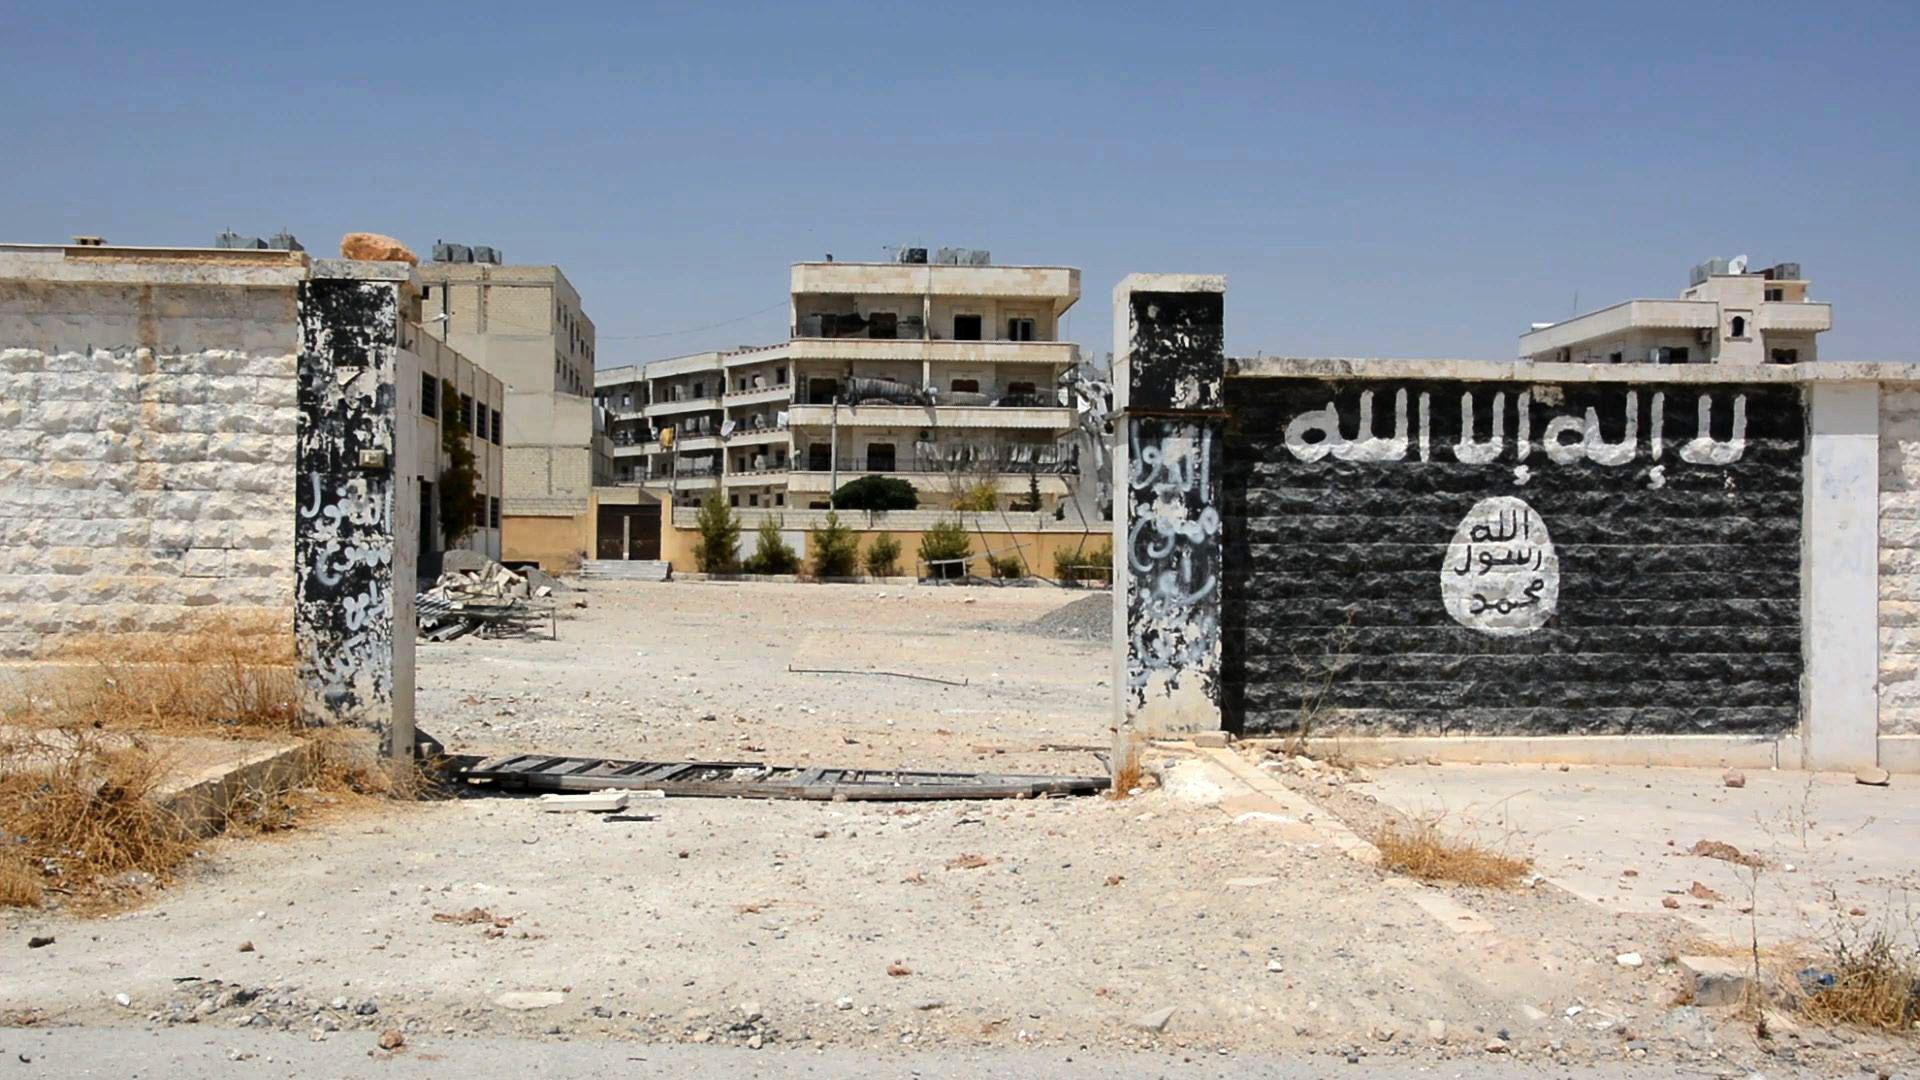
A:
0 282 299 657
1220 377 1805 736
1879 388 1920 735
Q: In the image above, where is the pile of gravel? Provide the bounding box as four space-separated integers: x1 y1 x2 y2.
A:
1026 592 1112 641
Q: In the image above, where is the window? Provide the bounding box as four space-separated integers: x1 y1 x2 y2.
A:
1006 381 1037 396
1608 351 1623 364
950 378 979 393
474 497 487 528
1652 346 1691 364
808 443 832 471
729 494 740 507
775 366 787 385
490 497 500 530
1729 315 1747 339
868 312 898 339
1770 348 1800 364
476 404 489 441
953 314 982 341
748 493 759 507
867 442 896 472
808 378 838 404
490 408 502 444
775 493 785 507
1007 317 1035 341
421 373 438 417
421 286 431 300
692 381 705 399
1765 288 1783 302
461 393 474 432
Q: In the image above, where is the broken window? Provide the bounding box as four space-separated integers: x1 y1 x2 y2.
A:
867 443 896 472
953 314 982 341
1007 317 1035 341
808 378 838 404
868 312 898 339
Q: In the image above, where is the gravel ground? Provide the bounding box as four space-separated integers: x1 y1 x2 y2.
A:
3 580 1912 1074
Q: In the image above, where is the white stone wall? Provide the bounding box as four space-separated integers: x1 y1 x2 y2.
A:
1879 388 1920 735
0 322 297 657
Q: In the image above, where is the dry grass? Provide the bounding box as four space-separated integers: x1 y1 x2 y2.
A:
1371 817 1532 889
2 615 298 739
1107 729 1144 799
1795 926 1920 1034
0 726 194 912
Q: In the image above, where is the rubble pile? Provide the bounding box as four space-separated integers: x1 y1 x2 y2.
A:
417 553 557 642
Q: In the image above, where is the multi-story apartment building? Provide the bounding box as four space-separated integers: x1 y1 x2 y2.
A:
417 247 611 569
401 316 505 565
597 250 1084 514
1519 257 1832 365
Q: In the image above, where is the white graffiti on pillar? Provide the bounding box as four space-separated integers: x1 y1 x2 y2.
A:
1125 419 1221 709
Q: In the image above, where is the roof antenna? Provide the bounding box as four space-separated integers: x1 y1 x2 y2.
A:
1570 290 1579 317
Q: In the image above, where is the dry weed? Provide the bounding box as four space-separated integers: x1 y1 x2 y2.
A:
1371 817 1532 889
0 727 193 911
4 614 298 739
1796 925 1920 1034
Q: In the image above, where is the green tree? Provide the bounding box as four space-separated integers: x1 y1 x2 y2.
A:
832 475 918 511
863 534 903 577
693 492 741 573
809 510 859 579
951 481 998 513
744 516 799 574
437 379 482 549
917 518 973 580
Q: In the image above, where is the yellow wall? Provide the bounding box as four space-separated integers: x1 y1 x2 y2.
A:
658 492 1111 581
502 513 590 572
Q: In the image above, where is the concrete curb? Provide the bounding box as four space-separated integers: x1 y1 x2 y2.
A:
156 741 314 838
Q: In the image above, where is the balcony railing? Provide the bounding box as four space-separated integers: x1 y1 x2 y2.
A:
793 376 1060 408
794 446 1078 476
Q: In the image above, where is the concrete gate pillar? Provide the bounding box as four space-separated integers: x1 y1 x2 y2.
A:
1111 274 1228 756
1802 381 1881 770
294 261 417 758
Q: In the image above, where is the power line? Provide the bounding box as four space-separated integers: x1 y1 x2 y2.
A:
598 302 787 341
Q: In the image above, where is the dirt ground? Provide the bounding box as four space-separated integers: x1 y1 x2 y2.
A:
3 580 1916 1075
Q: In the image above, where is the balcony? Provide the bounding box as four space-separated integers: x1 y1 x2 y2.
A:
790 263 1080 311
786 338 1079 366
723 384 792 407
788 464 1070 497
645 396 722 419
724 466 790 487
610 442 651 458
1756 302 1832 333
721 426 787 447
788 402 1075 432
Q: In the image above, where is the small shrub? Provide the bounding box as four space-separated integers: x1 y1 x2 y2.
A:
1797 926 1920 1032
951 481 998 513
809 511 860 579
742 517 799 575
990 554 1025 579
832 475 918 512
1053 541 1114 584
864 534 903 577
918 519 973 579
693 492 740 574
1370 817 1530 889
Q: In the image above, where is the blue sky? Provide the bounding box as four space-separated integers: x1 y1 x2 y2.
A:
4 1 1916 364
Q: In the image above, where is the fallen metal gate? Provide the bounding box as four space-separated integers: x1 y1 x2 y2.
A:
454 754 1108 801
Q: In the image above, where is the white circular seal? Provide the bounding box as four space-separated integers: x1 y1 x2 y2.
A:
1441 496 1558 636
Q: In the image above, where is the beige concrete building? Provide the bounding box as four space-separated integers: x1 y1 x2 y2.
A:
1520 257 1832 365
416 253 609 570
596 251 1085 515
401 317 504 565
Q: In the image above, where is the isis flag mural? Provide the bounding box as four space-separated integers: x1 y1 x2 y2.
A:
1220 379 1805 737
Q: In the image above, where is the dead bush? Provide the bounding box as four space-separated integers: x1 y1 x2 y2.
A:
7 615 298 738
0 727 193 911
1371 817 1531 889
1796 925 1920 1034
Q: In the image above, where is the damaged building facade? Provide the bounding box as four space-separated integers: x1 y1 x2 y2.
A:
1114 275 1920 775
595 251 1091 517
0 240 498 751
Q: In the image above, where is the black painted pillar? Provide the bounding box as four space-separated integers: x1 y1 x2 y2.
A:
294 261 416 757
1111 274 1227 745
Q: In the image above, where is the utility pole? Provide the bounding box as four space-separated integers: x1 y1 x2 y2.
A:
829 393 839 506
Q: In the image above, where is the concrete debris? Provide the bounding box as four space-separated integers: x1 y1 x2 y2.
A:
418 555 552 641
1678 955 1751 1007
1615 952 1644 968
1855 766 1891 786
377 1028 405 1051
1722 769 1746 788
494 991 566 1010
1025 593 1110 641
537 791 630 813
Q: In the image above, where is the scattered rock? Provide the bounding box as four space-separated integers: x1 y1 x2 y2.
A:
1484 1037 1510 1053
1680 955 1752 1007
377 1029 405 1051
1662 897 1681 909
27 936 53 949
1426 1019 1448 1044
1689 839 1765 867
834 996 854 1011
1132 1006 1176 1033
113 993 132 1008
355 1000 379 1016
237 941 255 953
494 991 567 1010
1191 732 1229 749
736 1001 763 1023
1855 767 1891 787
1616 952 1644 968
886 963 912 977
1722 769 1746 788
538 791 629 814
1688 881 1725 902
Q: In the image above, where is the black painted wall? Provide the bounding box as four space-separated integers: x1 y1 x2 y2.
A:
1220 378 1805 736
